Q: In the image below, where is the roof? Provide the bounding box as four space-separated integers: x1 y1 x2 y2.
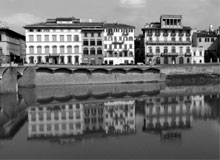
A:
24 21 104 29
0 28 25 40
196 31 218 37
103 23 135 29
142 24 191 31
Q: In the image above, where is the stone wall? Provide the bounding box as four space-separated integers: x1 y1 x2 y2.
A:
35 70 164 86
0 67 18 94
17 66 36 88
161 63 220 75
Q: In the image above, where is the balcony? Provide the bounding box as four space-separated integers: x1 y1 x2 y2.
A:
185 52 192 57
155 33 161 37
179 33 184 36
161 52 178 56
146 53 154 57
186 33 191 37
171 33 176 36
112 41 124 45
107 32 114 35
49 53 60 57
163 33 168 36
122 32 129 36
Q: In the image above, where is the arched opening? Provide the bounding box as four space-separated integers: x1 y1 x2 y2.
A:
156 57 160 65
36 68 54 73
179 57 184 64
164 57 168 64
55 68 72 74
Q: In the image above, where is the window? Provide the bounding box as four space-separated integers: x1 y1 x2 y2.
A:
68 56 72 64
83 40 89 46
29 35 34 42
52 35 57 41
91 33 94 37
44 35 49 42
90 48 95 55
129 51 133 57
52 46 57 53
29 46 34 54
119 44 122 49
60 35 64 42
194 52 196 56
37 35 41 42
0 47 2 55
211 38 215 42
97 40 102 46
83 48 89 55
84 33 87 37
74 45 79 53
37 56 42 63
179 37 182 42
156 46 160 53
180 46 183 53
186 47 190 53
98 33 101 37
200 51 202 56
164 46 168 53
114 37 117 41
199 38 202 42
74 35 79 41
148 47 152 53
29 56 34 64
114 44 117 49
129 44 133 49
0 34 1 41
60 46 65 53
129 37 133 41
104 44 108 49
171 46 176 53
104 36 107 41
97 48 102 55
37 46 42 54
67 35 71 42
90 40 95 46
124 44 127 50
29 29 33 32
45 46 49 53
67 46 72 53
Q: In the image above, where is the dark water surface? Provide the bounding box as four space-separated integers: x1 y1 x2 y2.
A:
0 83 219 159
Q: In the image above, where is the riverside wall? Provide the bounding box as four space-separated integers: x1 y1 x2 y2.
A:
35 71 165 86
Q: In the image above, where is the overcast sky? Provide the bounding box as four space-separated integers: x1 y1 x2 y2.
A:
0 0 219 35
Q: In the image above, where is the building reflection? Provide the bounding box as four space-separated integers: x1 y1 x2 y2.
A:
27 100 136 143
143 96 192 143
143 94 220 143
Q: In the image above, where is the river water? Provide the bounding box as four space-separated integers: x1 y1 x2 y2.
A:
0 83 219 159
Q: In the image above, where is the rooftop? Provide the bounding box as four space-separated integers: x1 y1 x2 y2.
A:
103 23 135 29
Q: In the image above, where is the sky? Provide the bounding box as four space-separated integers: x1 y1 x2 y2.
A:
0 0 219 35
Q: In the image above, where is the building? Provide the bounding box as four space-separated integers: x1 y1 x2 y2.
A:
143 96 193 142
135 34 145 64
103 23 135 65
142 15 192 65
24 17 83 65
0 22 25 65
192 26 220 63
191 46 204 64
104 100 136 134
28 103 84 138
81 22 104 65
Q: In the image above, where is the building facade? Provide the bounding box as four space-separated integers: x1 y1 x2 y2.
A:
191 47 204 64
81 23 104 65
0 23 25 65
24 17 83 65
142 15 192 65
103 23 135 65
192 27 220 63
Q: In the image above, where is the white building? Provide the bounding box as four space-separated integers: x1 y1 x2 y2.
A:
104 100 136 134
142 15 192 65
24 17 82 65
103 23 135 65
28 103 84 138
192 47 204 64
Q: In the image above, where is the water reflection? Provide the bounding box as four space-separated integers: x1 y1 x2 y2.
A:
27 100 136 143
0 83 219 159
